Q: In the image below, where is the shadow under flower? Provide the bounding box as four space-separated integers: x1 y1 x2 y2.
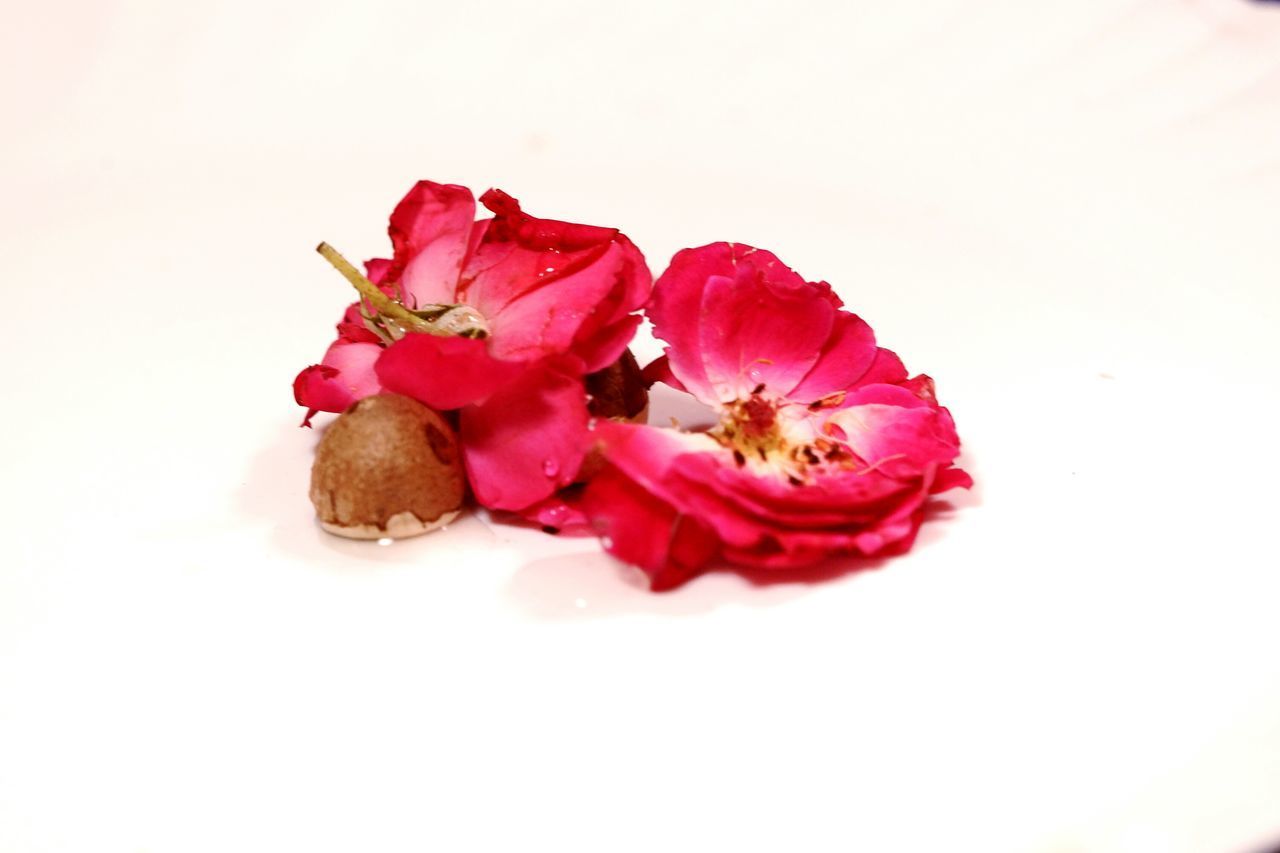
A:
504 549 823 620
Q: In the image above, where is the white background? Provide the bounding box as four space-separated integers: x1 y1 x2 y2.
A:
2 0 1280 850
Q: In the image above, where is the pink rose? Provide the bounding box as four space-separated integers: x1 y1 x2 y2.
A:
294 181 652 511
582 243 971 590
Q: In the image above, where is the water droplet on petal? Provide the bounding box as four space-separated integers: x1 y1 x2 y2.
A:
377 537 393 546
601 536 614 549
542 459 559 477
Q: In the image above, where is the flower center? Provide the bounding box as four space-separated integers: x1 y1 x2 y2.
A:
715 393 782 461
408 303 489 340
316 242 489 341
713 388 861 485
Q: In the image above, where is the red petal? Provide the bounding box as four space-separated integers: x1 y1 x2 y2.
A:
788 313 880 401
292 340 385 423
696 262 834 402
649 243 834 404
336 303 382 344
460 364 590 511
460 194 650 368
387 181 476 308
376 333 525 411
581 463 718 590
825 384 964 478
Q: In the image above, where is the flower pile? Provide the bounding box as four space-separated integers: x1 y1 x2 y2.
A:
295 180 970 590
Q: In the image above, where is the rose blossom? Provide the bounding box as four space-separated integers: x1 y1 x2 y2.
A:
581 242 971 590
293 180 652 511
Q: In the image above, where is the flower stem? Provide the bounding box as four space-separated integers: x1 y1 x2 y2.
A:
315 242 442 336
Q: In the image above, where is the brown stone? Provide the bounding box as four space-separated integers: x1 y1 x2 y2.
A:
309 394 465 539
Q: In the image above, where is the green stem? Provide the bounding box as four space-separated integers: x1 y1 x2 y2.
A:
315 242 443 336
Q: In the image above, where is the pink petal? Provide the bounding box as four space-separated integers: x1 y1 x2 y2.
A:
648 243 834 404
581 463 719 591
858 348 909 388
584 418 969 584
460 190 621 317
787 313 881 402
696 264 835 402
720 500 926 569
563 237 652 371
570 314 643 375
375 332 525 411
364 258 394 286
645 242 740 402
518 491 592 533
485 254 619 361
460 364 591 511
931 466 974 494
600 432 914 556
335 303 382 344
826 384 964 477
456 193 650 368
679 452 920 531
387 181 476 308
292 340 384 425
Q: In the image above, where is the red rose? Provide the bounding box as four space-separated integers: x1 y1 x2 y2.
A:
582 243 970 589
294 181 652 511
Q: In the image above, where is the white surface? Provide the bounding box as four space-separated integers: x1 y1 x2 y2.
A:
3 1 1280 851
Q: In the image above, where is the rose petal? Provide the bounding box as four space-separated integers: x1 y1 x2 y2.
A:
336 303 382 344
584 418 968 583
787 313 881 401
570 314 644 375
446 194 650 367
518 490 592 533
582 463 719 590
460 191 620 316
486 257 618 361
649 243 834 404
292 339 384 425
647 242 744 402
696 264 834 402
826 384 963 477
364 258 395 286
376 332 525 412
387 180 477 308
460 364 590 511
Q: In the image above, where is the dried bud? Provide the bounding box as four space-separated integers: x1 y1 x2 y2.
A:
585 348 648 423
